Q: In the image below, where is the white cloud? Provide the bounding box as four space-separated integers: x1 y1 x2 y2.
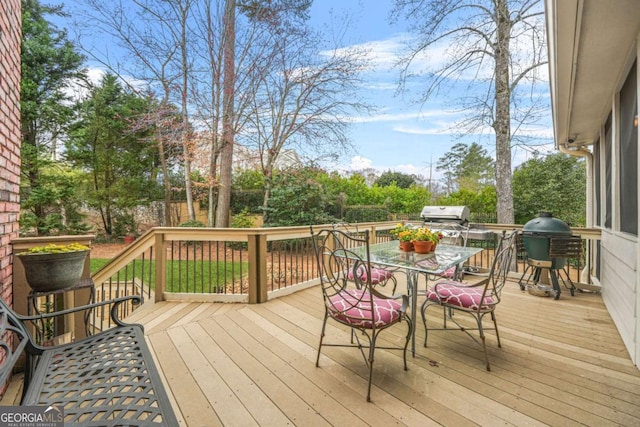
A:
358 81 397 91
339 156 438 181
348 155 373 170
394 163 430 177
339 17 548 84
514 125 554 139
348 109 459 124
349 111 419 123
63 67 106 102
393 125 444 135
64 67 150 102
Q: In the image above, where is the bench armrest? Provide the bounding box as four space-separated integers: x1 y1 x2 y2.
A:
17 295 142 329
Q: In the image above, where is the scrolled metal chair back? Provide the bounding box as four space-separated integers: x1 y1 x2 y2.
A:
310 227 375 321
485 231 517 304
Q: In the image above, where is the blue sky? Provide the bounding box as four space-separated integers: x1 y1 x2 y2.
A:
58 0 553 183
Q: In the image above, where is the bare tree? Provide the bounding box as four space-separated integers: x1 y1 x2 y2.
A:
77 0 198 222
391 0 547 223
184 1 312 226
243 24 369 218
190 1 224 226
75 0 362 227
126 100 185 226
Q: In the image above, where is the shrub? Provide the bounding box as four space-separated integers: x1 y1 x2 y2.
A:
178 220 206 228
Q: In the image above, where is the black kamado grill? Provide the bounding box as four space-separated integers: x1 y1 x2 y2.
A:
521 211 580 299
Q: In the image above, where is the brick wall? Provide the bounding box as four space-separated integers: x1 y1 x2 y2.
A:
0 0 21 305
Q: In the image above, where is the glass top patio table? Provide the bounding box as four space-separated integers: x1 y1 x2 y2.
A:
350 241 483 355
357 241 483 274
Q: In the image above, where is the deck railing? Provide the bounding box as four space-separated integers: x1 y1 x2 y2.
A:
11 223 602 332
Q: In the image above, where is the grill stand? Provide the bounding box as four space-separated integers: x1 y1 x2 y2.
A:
521 259 564 300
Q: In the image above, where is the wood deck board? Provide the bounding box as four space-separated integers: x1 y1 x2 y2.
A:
218 308 410 426
131 279 640 427
244 302 447 426
199 315 331 427
264 284 637 423
148 330 222 427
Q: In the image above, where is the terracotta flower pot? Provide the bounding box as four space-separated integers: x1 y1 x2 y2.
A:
413 240 433 254
399 241 414 252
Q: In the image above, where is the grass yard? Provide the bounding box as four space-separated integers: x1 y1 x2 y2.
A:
90 258 248 293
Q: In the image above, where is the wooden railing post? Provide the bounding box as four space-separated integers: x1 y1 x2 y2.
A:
248 233 268 304
154 232 167 302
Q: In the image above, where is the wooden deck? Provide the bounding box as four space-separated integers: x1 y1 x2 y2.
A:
126 278 640 427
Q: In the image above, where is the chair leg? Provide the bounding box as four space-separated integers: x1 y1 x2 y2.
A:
316 313 329 367
403 317 412 370
367 331 378 402
421 300 429 347
475 315 491 371
491 311 501 348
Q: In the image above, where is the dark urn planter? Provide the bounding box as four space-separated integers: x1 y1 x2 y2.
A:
16 250 89 292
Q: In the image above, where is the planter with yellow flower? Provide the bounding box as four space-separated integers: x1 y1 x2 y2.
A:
389 223 411 240
15 243 91 292
397 230 415 252
411 228 434 254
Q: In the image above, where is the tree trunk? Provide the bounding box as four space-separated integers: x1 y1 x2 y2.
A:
158 133 173 226
208 133 219 227
215 0 235 228
494 0 514 224
180 2 196 223
204 0 222 227
262 171 273 224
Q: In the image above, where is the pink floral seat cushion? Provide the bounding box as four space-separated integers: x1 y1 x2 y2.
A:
426 280 496 310
440 266 456 279
328 289 403 328
346 266 394 284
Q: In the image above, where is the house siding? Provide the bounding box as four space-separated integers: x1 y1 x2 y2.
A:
545 0 640 369
601 231 636 351
0 0 21 304
597 54 640 366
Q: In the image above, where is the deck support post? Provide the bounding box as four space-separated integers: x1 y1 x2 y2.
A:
248 233 268 303
154 233 167 302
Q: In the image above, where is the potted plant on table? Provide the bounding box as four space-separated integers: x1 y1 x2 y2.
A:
389 223 411 239
411 228 434 254
397 229 415 252
15 243 90 292
431 230 444 252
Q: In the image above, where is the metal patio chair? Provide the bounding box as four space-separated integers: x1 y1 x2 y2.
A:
310 227 413 402
333 223 399 294
416 222 470 291
420 230 516 371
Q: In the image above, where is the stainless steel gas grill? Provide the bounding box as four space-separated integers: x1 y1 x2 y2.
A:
420 205 470 226
420 205 495 275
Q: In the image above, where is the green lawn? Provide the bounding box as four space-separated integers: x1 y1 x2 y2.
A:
90 258 247 293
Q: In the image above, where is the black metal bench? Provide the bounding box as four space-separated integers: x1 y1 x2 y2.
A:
0 296 178 426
